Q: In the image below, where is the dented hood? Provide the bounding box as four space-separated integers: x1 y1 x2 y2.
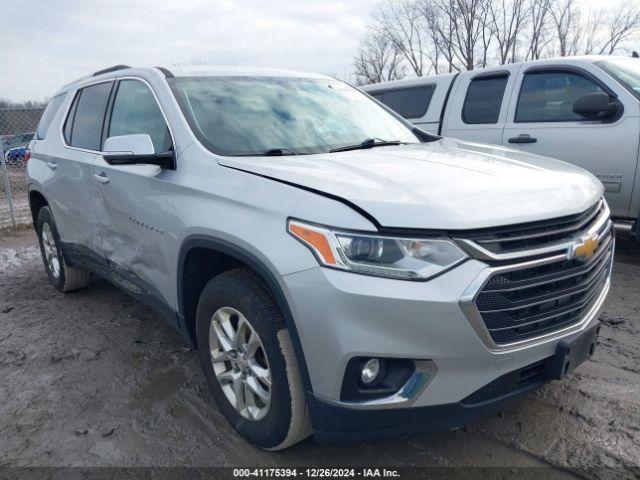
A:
217 138 603 230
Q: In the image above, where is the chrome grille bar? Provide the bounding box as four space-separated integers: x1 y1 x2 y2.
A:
474 200 603 246
477 251 612 314
458 198 613 350
455 200 610 261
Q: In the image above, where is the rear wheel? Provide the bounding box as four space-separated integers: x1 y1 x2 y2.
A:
36 206 91 292
195 268 311 450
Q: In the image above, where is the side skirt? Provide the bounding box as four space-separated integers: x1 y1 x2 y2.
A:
60 242 190 345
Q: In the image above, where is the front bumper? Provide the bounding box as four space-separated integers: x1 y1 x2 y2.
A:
309 322 601 439
282 255 609 432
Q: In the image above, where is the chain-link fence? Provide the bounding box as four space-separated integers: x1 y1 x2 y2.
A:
1 107 44 229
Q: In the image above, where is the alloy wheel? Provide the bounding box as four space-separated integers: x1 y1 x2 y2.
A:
41 223 60 279
209 306 272 420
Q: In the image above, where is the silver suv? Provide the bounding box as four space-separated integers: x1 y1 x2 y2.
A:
28 65 612 449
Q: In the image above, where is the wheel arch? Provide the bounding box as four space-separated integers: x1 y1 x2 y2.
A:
177 235 314 394
28 187 49 226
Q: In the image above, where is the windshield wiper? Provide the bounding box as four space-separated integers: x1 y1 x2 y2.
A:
329 138 405 153
260 148 298 156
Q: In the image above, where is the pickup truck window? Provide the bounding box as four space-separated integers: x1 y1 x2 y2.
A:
515 71 602 123
597 58 640 100
169 76 419 156
64 81 114 151
462 75 508 124
108 80 172 153
369 85 435 119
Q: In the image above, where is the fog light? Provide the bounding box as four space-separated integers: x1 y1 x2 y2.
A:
361 358 384 386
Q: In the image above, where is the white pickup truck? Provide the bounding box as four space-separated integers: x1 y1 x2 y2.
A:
361 55 640 238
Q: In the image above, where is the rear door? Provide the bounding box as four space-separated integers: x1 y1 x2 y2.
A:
441 64 522 144
502 63 640 217
47 81 113 256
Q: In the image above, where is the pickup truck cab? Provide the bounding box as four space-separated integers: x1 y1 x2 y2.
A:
362 56 640 237
27 65 612 449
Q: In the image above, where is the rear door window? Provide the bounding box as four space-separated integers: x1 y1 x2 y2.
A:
67 81 113 150
371 85 435 119
36 94 66 140
462 75 509 124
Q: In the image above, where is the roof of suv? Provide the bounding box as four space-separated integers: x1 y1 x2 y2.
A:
62 65 330 91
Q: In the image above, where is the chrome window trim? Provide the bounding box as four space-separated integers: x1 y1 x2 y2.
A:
454 200 610 261
58 76 176 158
459 224 614 353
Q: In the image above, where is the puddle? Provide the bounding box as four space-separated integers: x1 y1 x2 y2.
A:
131 368 187 408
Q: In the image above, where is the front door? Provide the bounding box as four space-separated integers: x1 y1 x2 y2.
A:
93 78 178 319
502 64 640 218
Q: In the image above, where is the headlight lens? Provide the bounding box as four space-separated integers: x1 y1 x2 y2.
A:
288 220 467 280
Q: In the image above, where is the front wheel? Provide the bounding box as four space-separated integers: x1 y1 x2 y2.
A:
195 268 311 450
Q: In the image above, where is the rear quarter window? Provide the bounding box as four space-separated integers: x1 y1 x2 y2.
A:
36 93 66 140
370 85 435 119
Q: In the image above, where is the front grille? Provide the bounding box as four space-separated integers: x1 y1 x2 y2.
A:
459 200 604 255
473 227 613 345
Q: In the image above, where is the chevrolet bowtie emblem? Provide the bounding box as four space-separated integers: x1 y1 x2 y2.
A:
568 233 599 262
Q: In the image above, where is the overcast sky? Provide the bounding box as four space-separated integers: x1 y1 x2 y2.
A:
0 0 378 101
0 0 631 102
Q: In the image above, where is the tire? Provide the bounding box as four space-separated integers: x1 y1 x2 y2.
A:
36 206 91 292
195 268 312 450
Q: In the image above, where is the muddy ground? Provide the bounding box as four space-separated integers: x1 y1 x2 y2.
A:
0 227 639 479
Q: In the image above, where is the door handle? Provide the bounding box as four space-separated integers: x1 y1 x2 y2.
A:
93 173 110 185
47 161 58 170
508 134 537 144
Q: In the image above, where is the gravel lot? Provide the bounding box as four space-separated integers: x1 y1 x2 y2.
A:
0 225 639 479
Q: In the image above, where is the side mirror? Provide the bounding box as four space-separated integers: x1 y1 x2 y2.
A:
103 134 174 169
573 92 619 119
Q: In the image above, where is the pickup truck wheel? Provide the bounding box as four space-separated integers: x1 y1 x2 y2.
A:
195 268 312 450
36 206 91 292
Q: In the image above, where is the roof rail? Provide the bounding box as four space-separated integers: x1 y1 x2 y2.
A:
155 66 174 78
93 65 131 77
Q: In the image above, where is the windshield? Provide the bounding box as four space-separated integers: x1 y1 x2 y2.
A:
169 76 420 156
597 58 640 100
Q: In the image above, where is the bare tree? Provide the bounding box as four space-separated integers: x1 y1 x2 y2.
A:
597 1 640 55
374 0 429 76
353 0 640 83
421 0 459 72
431 0 493 70
522 0 551 60
547 0 640 56
353 32 406 85
490 0 528 64
0 99 47 109
547 0 581 57
580 9 606 55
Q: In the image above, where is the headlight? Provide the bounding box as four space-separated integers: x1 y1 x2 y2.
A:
288 219 467 280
